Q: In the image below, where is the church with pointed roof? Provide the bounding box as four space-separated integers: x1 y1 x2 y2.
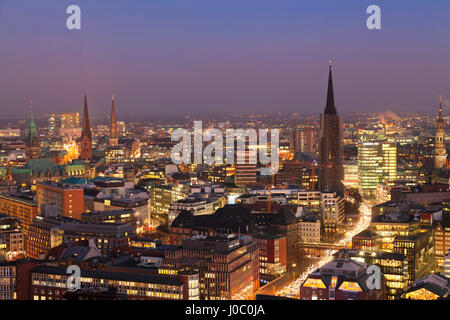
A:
318 61 344 195
435 96 447 169
79 94 93 160
25 100 40 161
109 94 118 147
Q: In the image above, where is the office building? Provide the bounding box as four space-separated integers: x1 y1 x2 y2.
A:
358 138 397 199
60 113 80 129
254 232 287 284
164 234 259 300
36 181 84 219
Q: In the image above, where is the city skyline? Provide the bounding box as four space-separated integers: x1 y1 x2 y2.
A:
1 0 450 118
1 1 450 305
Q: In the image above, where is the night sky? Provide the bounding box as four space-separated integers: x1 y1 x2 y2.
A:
0 0 450 119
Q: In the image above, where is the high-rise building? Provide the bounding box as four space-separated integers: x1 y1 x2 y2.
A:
318 61 343 195
435 96 447 169
321 192 345 232
109 94 118 147
25 101 40 161
254 232 287 285
343 160 359 189
48 113 57 136
60 112 80 129
358 138 397 200
293 127 317 153
235 149 257 186
116 121 126 135
352 211 435 286
79 94 92 160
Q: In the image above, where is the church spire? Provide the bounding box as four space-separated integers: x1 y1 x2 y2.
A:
111 93 116 124
439 95 443 120
25 99 40 160
324 60 337 115
82 92 91 139
80 92 93 160
28 100 36 144
109 93 118 146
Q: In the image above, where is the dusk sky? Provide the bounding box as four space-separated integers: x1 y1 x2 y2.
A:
1 0 450 119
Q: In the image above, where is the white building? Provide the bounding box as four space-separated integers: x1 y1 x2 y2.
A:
298 216 321 243
168 184 227 225
321 192 345 232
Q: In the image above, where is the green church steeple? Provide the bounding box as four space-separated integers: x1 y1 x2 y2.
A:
28 100 36 144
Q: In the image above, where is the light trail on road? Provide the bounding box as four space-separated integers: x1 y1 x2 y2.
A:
274 201 373 299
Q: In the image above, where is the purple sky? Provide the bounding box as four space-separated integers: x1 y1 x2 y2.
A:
0 0 450 119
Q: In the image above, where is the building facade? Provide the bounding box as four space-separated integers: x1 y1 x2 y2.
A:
36 181 84 219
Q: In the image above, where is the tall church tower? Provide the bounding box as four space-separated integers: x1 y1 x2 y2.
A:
319 61 344 195
80 93 92 160
25 100 40 161
435 96 447 169
109 93 118 147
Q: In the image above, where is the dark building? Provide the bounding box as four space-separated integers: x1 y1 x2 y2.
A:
164 234 260 300
0 258 41 300
81 209 136 226
318 61 343 195
27 215 134 259
169 204 298 248
300 255 386 300
253 232 287 285
29 264 196 300
275 159 318 191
